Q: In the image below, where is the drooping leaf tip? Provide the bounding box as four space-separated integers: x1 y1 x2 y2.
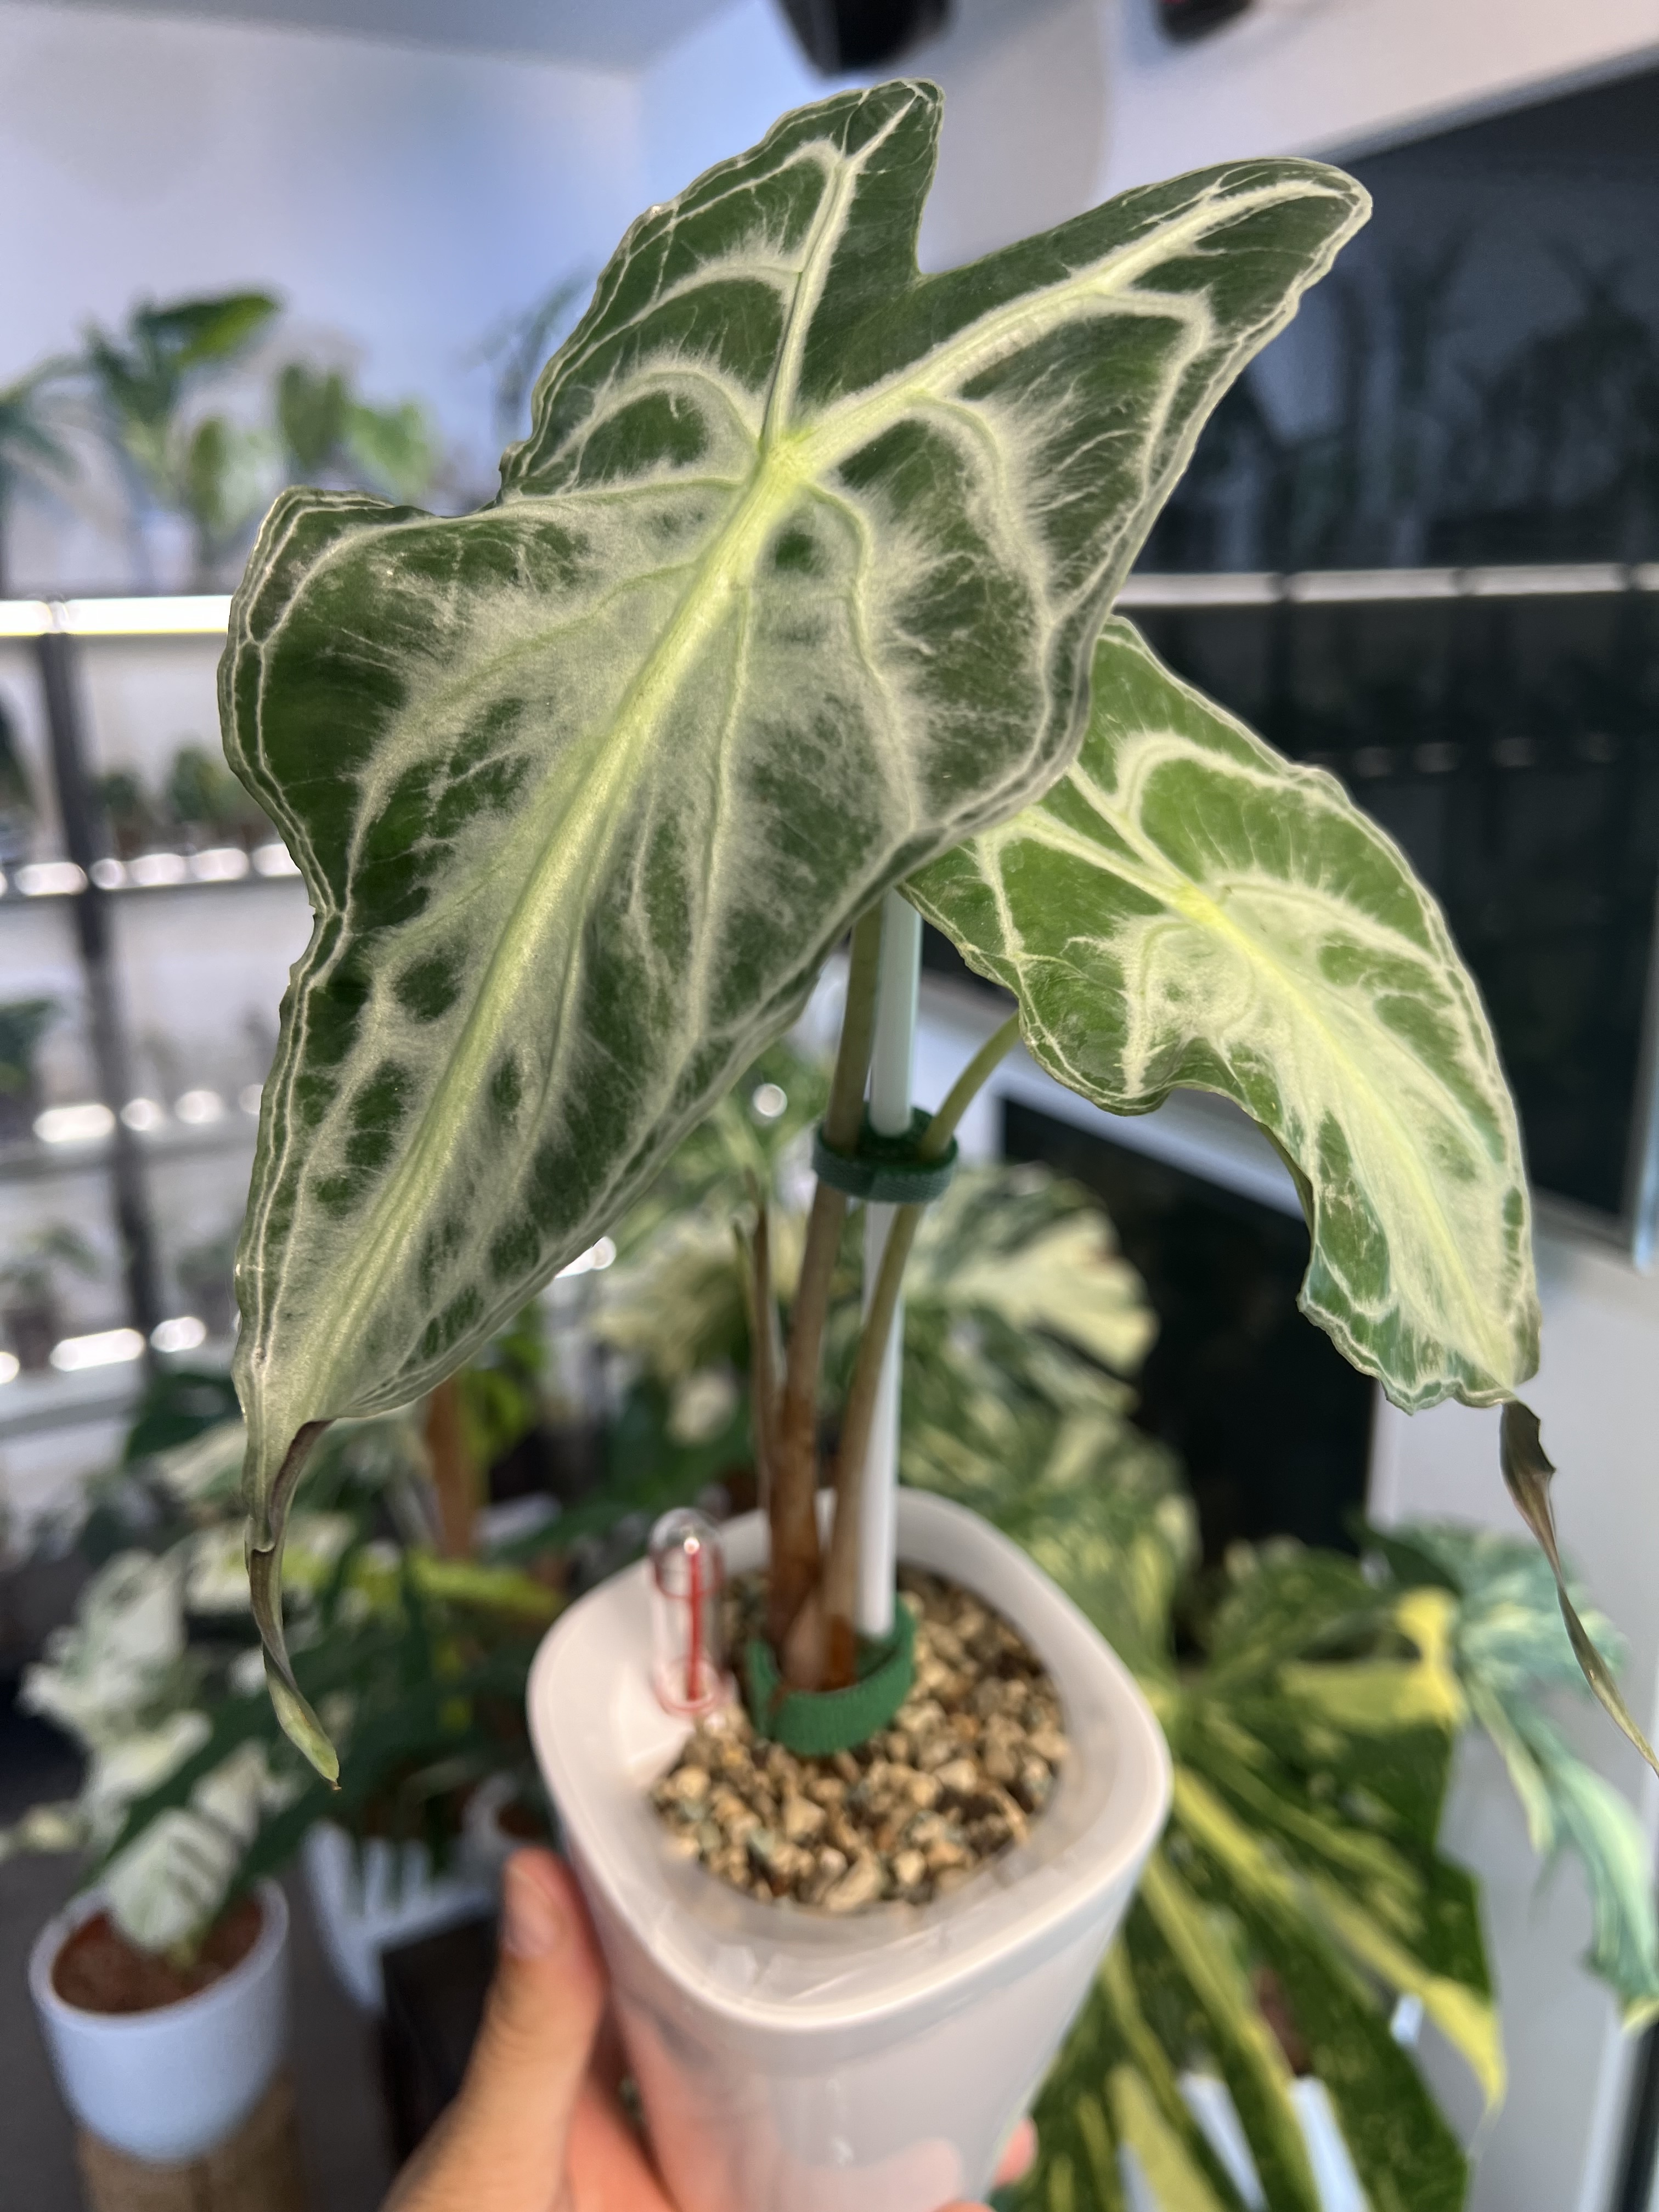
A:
263 1652 340 1786
1500 1400 1659 1781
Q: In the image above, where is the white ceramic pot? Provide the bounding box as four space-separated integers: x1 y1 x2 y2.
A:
29 1878 289 2164
302 1821 494 2012
530 1488 1171 2212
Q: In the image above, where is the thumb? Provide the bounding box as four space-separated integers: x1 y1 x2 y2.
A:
408 1849 606 2211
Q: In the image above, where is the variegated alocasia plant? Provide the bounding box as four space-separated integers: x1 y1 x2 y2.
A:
222 80 1631 1780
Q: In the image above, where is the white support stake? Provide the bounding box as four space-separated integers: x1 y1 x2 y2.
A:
859 890 921 1640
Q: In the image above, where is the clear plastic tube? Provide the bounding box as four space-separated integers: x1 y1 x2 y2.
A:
648 1507 727 1717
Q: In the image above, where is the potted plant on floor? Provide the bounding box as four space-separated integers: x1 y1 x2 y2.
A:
1 1220 100 1372
213 81 1644 2210
81 287 280 591
6 1362 562 2033
12 1536 298 2177
0 995 59 1146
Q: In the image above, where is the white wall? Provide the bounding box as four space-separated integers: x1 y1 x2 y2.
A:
637 0 1659 268
1094 0 1659 194
634 0 1113 272
0 1 645 586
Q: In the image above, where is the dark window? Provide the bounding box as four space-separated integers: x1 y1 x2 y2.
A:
1003 1100 1374 1562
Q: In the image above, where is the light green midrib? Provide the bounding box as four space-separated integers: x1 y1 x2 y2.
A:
977 766 1517 1385
247 159 1359 1437
293 464 806 1410
278 143 872 1416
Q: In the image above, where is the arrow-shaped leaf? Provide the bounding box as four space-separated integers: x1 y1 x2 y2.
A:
909 617 1539 1414
224 83 1365 1758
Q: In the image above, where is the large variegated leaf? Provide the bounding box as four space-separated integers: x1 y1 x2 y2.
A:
1377 1520 1659 2023
908 617 1539 1412
225 88 1366 1712
1011 1514 1497 2212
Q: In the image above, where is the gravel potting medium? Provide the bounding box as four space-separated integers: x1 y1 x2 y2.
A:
650 1569 1070 1912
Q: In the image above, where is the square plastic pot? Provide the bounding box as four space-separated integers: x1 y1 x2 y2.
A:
529 1487 1171 2212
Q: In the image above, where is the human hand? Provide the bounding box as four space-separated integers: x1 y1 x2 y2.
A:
385 1848 1035 2212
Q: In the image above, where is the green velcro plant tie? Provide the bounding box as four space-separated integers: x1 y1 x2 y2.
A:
744 1602 916 1757
812 1109 958 1205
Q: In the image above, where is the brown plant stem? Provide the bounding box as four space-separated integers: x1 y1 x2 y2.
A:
426 1376 478 1560
820 1012 1023 1680
736 1176 783 1510
767 905 884 1655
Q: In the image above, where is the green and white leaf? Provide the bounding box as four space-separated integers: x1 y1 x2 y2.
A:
1013 1517 1498 2212
1491 1714 1659 2027
904 1163 1156 1376
101 1742 294 1954
1137 1852 1321 2211
1384 1518 1659 2024
224 82 1365 1756
908 617 1539 1412
18 1550 189 1743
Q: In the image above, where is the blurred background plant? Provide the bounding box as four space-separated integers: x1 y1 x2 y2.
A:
274 360 435 505
1006 1505 1659 2212
81 291 281 590
0 1222 101 1374
0 996 59 1144
0 355 80 600
94 738 273 859
3 1035 1652 2203
472 272 589 449
0 694 41 867
1 1374 561 1960
0 286 443 595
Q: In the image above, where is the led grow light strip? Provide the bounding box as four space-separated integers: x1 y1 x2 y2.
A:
0 596 232 637
3 573 1656 641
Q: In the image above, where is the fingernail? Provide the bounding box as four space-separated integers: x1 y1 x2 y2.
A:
502 1858 568 1960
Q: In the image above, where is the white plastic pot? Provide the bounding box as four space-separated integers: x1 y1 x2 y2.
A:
29 1878 289 2164
530 1488 1171 2212
302 1821 494 2012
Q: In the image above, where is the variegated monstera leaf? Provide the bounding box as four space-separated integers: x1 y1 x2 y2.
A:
225 82 1365 1761
909 618 1540 1413
1015 1541 1498 2212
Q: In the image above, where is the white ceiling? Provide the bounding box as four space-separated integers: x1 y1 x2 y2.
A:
30 0 744 70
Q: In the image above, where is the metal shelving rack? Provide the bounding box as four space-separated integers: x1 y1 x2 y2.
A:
0 595 306 1446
